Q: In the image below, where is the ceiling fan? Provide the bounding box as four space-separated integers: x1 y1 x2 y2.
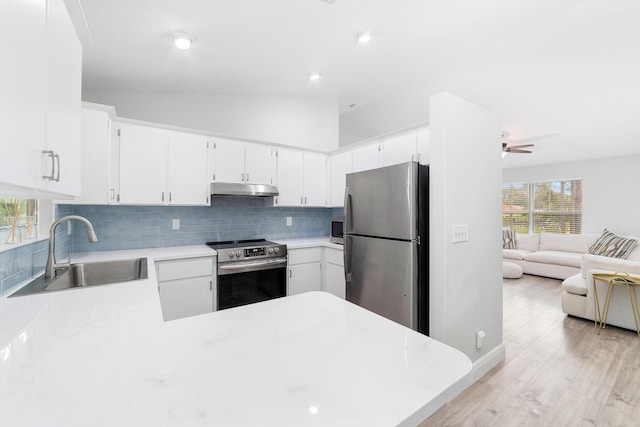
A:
502 132 560 155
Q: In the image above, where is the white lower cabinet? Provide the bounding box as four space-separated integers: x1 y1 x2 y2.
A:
156 256 216 321
323 247 345 299
287 247 322 295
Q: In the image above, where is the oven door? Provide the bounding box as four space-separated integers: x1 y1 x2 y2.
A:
217 257 287 310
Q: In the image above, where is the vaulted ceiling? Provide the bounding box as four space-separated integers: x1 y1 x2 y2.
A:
69 0 640 168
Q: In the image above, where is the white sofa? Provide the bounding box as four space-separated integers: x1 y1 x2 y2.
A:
503 232 600 280
562 248 640 331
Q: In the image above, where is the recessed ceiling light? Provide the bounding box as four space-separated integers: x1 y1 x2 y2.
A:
354 30 373 44
308 72 322 81
173 32 194 50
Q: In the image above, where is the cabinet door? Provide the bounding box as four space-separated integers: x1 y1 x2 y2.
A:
158 276 214 321
118 123 169 205
416 128 430 164
44 0 82 197
275 148 304 206
0 0 47 191
303 152 327 207
245 143 277 185
168 131 210 205
324 263 346 299
351 143 381 173
212 138 245 183
288 262 322 295
62 108 111 204
329 151 352 207
381 134 417 167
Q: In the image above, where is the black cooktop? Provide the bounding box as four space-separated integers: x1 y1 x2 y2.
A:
206 239 277 249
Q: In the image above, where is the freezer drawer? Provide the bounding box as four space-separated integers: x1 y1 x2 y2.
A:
345 235 417 330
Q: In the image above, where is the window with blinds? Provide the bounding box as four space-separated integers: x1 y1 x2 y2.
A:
502 182 530 233
502 179 582 234
533 179 582 233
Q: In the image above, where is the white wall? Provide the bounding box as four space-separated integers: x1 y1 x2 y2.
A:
339 85 430 147
429 92 504 375
82 90 339 152
503 154 640 236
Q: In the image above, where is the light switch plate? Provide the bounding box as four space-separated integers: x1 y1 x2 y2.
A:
172 219 180 230
451 224 469 243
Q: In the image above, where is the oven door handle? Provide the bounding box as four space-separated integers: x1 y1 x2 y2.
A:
218 257 288 275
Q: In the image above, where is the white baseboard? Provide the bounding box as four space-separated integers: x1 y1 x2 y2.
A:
472 343 505 382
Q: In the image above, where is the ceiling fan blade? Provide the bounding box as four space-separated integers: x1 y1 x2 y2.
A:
510 132 560 145
507 148 533 154
508 144 535 149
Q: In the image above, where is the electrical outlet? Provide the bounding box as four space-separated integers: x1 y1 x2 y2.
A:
286 216 293 226
172 219 180 230
451 224 469 243
476 330 486 349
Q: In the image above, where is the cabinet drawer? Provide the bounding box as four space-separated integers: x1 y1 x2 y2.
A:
157 257 214 282
288 247 323 265
325 248 344 266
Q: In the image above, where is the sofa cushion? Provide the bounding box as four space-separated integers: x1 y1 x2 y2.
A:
581 253 640 279
539 232 599 253
524 250 582 268
516 233 540 252
503 248 532 261
502 229 517 249
588 229 638 259
562 274 587 296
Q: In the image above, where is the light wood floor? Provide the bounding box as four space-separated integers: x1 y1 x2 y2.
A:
422 274 640 427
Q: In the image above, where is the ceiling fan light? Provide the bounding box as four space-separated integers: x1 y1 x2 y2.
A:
173 32 194 50
308 72 322 81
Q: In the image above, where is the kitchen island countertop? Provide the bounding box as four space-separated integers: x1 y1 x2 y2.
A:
0 243 471 426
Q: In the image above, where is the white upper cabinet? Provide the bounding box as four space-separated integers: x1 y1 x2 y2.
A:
44 0 82 197
275 149 304 206
0 0 47 193
210 138 245 183
302 152 327 207
118 123 169 205
0 0 81 198
167 131 210 205
245 143 277 185
328 151 352 207
380 133 418 167
275 149 327 207
210 139 277 185
351 143 381 173
118 123 210 206
58 105 117 205
416 127 430 164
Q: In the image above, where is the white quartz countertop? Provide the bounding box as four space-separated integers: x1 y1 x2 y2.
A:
274 237 343 250
0 242 471 426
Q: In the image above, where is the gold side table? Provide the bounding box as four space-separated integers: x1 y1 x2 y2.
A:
592 272 640 337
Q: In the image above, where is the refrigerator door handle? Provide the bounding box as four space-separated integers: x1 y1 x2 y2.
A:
344 186 353 234
344 235 352 287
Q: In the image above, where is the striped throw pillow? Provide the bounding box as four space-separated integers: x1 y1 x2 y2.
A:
588 229 638 259
502 229 517 249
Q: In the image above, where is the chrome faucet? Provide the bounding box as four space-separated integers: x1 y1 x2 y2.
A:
45 215 99 278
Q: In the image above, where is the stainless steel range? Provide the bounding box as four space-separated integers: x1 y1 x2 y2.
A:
207 239 287 310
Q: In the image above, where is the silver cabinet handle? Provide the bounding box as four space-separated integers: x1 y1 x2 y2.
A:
344 187 353 233
246 173 250 182
42 150 55 180
242 172 245 182
289 269 292 279
53 153 60 182
300 196 303 205
110 189 115 200
169 192 172 203
162 192 165 202
304 196 307 205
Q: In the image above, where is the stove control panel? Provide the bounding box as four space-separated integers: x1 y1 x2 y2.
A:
244 247 266 258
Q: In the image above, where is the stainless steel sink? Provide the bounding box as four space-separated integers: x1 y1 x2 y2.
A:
10 258 148 297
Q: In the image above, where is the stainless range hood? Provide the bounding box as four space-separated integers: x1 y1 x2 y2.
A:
210 182 279 197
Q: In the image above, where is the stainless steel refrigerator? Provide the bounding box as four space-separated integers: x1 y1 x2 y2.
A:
344 161 429 335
